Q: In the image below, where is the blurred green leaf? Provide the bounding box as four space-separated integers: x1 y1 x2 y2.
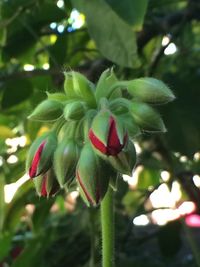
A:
4 181 34 231
0 232 12 261
137 168 161 190
73 0 140 68
1 79 33 109
105 0 148 30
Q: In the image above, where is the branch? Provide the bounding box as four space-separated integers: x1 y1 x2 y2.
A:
137 4 200 50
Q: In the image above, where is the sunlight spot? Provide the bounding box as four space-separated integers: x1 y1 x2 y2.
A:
7 155 18 164
150 182 181 209
4 174 29 203
23 64 35 71
178 201 196 216
174 152 181 157
193 175 200 187
42 63 50 70
0 156 3 166
180 155 188 162
123 166 143 188
162 36 170 46
57 25 65 33
134 142 142 154
133 214 150 226
161 170 170 182
57 0 64 8
164 43 177 55
50 22 57 29
69 9 85 30
70 191 79 200
151 209 180 225
6 136 27 154
194 152 200 161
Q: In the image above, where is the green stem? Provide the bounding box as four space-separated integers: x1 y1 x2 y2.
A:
89 208 100 267
101 187 115 267
0 172 5 231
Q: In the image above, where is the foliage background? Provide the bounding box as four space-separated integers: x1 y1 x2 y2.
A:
0 0 200 266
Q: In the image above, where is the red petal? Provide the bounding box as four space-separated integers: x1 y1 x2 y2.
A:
29 141 46 178
107 117 122 155
89 129 107 154
41 175 48 197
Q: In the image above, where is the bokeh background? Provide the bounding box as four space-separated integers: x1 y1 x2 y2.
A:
0 0 200 266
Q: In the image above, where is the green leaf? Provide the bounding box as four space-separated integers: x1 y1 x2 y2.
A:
105 0 148 30
1 79 33 109
73 0 139 68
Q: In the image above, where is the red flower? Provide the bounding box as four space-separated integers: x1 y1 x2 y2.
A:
26 132 57 179
33 169 59 197
89 115 127 156
29 141 46 178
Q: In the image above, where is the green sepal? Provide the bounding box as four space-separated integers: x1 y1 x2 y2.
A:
108 141 136 175
26 132 57 176
109 98 130 115
127 78 175 104
46 92 68 102
129 102 166 132
58 121 78 140
83 109 97 141
119 114 141 138
28 100 63 121
76 143 110 207
95 68 118 102
64 100 86 121
64 71 96 108
90 109 111 146
54 139 80 187
113 115 127 146
109 174 118 192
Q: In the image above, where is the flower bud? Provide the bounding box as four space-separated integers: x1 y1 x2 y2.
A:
127 78 175 104
108 141 136 175
109 98 130 115
28 100 63 121
130 102 166 132
33 168 59 197
83 109 97 140
26 132 57 178
95 68 118 101
76 143 109 206
54 139 80 187
119 114 141 138
47 92 68 102
89 110 127 156
64 101 86 121
64 71 96 108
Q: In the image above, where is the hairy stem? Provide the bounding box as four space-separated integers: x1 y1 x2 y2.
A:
101 187 115 267
89 208 100 267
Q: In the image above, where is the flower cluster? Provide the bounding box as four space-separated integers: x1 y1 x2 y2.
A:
26 69 175 206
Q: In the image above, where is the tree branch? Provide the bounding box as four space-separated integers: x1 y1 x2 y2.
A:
137 4 200 50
